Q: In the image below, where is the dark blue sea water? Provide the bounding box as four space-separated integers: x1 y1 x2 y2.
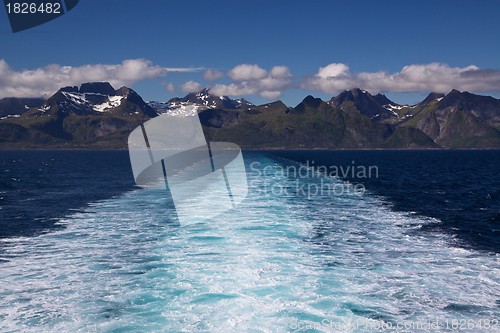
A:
269 150 500 254
0 151 136 238
1 150 500 332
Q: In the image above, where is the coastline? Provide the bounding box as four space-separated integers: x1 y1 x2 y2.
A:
1 146 500 151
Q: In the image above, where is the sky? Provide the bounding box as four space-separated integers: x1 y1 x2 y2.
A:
1 0 500 107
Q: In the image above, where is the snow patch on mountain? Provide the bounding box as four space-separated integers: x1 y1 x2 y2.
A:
62 92 87 105
147 90 254 116
166 104 202 117
147 101 172 113
60 92 125 113
0 114 20 120
93 96 125 112
382 103 412 117
147 101 209 115
383 104 407 111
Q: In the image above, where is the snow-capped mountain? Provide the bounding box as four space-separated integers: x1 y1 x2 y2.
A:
148 88 254 115
52 82 157 117
60 91 125 113
146 100 206 116
0 82 158 148
328 88 400 121
3 82 500 149
327 88 418 122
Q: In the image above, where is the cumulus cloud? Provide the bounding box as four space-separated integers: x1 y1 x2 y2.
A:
227 64 268 81
207 62 500 101
316 63 350 79
270 65 291 79
209 82 258 96
0 58 202 98
180 80 203 93
13 59 500 102
203 68 224 81
165 82 175 92
208 64 293 100
301 62 500 95
259 91 282 100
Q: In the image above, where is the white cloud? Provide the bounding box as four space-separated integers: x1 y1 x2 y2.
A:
209 83 258 96
8 59 500 102
259 77 292 91
259 91 282 100
207 64 293 100
301 62 500 95
180 80 203 93
227 64 268 81
316 63 350 79
0 58 202 98
270 66 291 79
203 68 224 81
165 82 175 92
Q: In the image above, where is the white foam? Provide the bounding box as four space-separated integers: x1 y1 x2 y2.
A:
1 155 499 332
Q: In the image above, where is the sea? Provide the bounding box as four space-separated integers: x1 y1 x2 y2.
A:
1 149 500 332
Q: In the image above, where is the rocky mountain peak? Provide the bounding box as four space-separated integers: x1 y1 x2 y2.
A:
79 82 116 96
372 93 394 106
158 88 254 115
41 82 157 117
115 86 132 96
301 95 323 108
59 86 79 93
329 88 398 121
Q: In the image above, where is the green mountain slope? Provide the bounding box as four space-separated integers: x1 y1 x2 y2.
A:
202 96 434 149
0 83 156 149
2 83 500 149
399 90 500 148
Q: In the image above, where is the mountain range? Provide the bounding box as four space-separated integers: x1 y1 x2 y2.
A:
1 82 500 149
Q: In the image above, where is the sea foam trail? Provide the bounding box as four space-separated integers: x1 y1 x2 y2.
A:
1 154 499 332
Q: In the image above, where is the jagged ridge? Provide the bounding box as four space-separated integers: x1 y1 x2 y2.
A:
2 84 500 149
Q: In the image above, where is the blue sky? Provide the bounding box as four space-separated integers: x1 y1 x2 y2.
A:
1 0 500 106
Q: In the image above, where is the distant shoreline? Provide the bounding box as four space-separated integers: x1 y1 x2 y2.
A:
1 147 500 151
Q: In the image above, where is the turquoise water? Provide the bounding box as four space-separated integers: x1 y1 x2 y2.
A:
1 153 500 332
